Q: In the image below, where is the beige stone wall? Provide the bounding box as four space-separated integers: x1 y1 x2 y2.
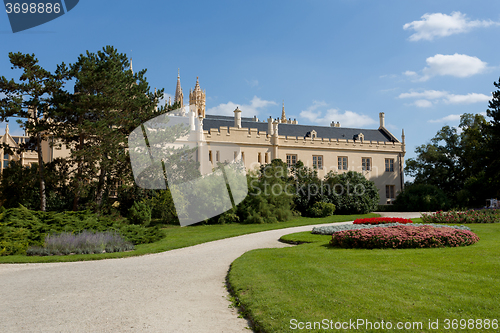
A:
204 125 405 205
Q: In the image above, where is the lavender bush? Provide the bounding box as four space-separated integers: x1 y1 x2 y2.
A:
26 230 134 256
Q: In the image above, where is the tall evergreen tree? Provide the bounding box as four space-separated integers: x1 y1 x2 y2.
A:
52 46 165 210
0 53 69 211
486 78 500 196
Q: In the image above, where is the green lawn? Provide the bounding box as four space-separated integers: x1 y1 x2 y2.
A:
0 213 378 263
227 223 500 333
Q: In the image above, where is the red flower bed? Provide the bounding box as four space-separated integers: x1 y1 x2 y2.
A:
331 225 479 249
353 217 413 225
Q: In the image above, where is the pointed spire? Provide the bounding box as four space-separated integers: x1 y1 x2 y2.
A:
5 123 9 134
168 96 171 106
281 100 286 123
130 58 133 74
174 68 184 108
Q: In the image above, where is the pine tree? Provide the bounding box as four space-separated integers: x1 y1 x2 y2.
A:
0 53 69 211
52 46 165 210
486 78 500 195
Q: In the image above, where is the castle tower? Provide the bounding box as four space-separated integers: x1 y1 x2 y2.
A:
281 101 286 123
189 76 206 118
174 69 184 109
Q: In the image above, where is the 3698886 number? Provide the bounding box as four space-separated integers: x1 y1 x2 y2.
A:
5 3 61 14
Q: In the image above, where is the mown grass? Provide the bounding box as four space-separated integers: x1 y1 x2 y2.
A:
227 222 500 333
0 213 378 263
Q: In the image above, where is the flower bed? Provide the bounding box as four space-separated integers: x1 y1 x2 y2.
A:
353 217 413 225
422 210 500 224
312 223 471 235
330 225 479 249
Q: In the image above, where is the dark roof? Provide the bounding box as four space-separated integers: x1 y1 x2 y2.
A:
203 114 398 142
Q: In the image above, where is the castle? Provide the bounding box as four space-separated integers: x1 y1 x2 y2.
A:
0 70 406 205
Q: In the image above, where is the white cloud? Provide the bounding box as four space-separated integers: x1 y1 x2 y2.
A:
428 114 462 123
404 54 488 82
299 101 376 128
444 93 491 104
403 70 418 77
206 96 276 117
404 12 500 41
414 99 433 108
399 89 491 108
421 54 487 80
399 90 448 100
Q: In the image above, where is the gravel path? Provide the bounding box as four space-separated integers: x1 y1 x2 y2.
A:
0 212 422 333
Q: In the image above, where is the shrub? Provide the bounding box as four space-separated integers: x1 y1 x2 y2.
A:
353 217 412 225
0 206 165 255
150 188 179 224
330 225 479 249
393 184 450 212
323 171 379 214
128 201 152 226
237 160 294 224
422 210 500 224
26 230 134 256
308 202 336 218
290 161 323 216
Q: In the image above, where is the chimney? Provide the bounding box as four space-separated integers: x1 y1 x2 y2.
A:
273 119 279 136
379 112 385 128
267 116 274 135
234 106 242 128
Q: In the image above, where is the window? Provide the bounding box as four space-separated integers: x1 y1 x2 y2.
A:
362 157 371 171
208 150 212 163
258 152 262 163
265 153 269 164
286 154 297 167
312 155 323 169
338 157 348 170
216 151 220 162
3 153 8 160
241 152 245 163
385 158 394 172
3 160 9 168
386 185 395 199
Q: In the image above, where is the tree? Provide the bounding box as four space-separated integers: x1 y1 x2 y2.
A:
289 160 322 216
323 171 379 214
52 46 165 211
405 113 491 207
486 77 500 195
0 53 69 211
405 125 462 201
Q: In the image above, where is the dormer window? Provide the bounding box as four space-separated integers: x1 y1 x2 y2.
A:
354 133 364 142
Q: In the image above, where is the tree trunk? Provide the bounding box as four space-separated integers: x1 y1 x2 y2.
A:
95 163 107 210
72 133 85 211
36 132 46 211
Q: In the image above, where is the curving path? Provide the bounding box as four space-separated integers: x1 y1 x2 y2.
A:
0 213 422 333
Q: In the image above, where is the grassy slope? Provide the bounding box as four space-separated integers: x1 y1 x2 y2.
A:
227 223 500 333
0 213 378 263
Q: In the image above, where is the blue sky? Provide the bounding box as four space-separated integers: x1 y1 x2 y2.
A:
2 0 500 172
